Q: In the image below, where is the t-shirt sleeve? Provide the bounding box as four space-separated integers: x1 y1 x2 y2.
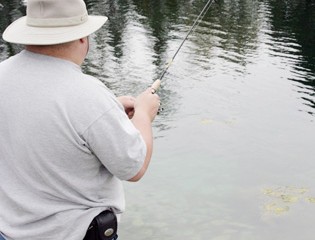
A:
83 99 146 181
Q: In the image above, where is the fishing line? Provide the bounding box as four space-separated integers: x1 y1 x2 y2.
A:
151 0 216 92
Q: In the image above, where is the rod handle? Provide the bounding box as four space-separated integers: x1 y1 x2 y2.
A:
151 79 161 94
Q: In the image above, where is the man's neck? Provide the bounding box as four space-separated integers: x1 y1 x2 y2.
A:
25 43 82 66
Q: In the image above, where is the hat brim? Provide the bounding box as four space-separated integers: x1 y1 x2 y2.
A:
3 15 107 45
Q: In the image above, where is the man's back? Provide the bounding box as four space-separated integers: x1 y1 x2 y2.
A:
0 50 146 240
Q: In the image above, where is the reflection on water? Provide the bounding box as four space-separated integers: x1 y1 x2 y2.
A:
0 0 314 113
1 0 315 239
0 0 25 60
267 0 315 112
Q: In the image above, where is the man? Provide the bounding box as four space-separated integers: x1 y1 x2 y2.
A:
0 0 160 239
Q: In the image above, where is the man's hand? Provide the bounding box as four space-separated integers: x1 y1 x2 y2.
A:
117 96 135 119
134 88 160 122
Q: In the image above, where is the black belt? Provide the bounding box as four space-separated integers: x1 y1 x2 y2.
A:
83 210 118 240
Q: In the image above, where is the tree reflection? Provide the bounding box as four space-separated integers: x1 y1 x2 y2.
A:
131 0 186 78
192 0 262 67
0 0 25 60
267 0 315 111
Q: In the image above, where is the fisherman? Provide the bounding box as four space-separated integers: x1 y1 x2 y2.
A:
0 0 160 239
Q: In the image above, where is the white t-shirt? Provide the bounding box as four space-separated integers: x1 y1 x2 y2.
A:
0 50 146 240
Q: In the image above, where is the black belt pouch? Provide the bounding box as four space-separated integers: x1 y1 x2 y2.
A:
83 210 118 240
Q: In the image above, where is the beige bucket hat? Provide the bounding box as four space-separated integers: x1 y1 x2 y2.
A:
2 0 108 45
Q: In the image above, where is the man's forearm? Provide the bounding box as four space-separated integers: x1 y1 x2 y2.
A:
129 112 153 181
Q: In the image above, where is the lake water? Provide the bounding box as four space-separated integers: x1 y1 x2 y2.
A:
1 0 315 239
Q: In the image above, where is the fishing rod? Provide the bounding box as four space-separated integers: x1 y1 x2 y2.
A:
151 0 216 93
